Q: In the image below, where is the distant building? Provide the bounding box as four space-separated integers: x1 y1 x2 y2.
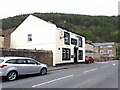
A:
10 15 85 66
93 42 116 59
85 40 94 57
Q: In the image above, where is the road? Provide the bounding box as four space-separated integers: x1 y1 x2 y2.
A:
1 60 119 89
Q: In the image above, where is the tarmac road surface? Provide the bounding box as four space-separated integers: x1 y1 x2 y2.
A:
1 60 119 89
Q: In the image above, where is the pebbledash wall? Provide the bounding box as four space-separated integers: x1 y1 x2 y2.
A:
0 48 53 66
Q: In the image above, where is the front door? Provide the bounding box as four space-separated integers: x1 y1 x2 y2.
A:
74 47 78 63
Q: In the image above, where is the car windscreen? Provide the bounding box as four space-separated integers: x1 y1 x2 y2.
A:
0 59 4 63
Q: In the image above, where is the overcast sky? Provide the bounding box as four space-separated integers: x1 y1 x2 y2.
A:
0 0 119 19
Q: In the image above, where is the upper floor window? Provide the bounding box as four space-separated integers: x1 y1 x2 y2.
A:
78 37 82 47
71 38 77 45
64 32 70 45
28 34 32 42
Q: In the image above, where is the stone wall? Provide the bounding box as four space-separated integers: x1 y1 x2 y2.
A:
0 48 53 66
3 28 15 48
94 56 116 62
0 36 4 48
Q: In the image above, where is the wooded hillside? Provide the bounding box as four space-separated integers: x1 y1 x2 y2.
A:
1 13 118 43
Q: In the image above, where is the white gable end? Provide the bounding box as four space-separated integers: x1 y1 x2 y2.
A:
11 15 56 50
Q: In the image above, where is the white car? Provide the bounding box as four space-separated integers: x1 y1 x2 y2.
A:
0 57 47 81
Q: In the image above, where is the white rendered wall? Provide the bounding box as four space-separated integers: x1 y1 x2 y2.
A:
11 15 56 50
55 28 85 64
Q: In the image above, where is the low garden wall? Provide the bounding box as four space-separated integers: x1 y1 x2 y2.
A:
0 48 53 66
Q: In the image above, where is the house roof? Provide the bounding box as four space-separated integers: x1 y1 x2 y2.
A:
93 42 115 47
29 15 84 37
56 25 82 36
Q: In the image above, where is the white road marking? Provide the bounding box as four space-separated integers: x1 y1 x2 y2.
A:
83 68 98 73
101 65 109 68
32 74 73 87
113 64 116 66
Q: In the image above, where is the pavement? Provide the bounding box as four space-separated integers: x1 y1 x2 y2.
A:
48 60 119 71
48 62 86 71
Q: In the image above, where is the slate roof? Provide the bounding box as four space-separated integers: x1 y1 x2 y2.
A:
93 42 115 47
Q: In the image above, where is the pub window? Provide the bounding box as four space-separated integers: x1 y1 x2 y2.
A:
79 50 83 60
64 32 70 45
28 34 32 42
78 37 82 47
62 48 71 60
71 38 77 45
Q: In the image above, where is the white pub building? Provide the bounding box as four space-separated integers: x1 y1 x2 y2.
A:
11 15 85 66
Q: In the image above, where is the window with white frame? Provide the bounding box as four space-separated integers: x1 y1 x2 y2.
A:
78 37 82 47
79 50 83 60
64 32 70 45
28 34 32 42
71 38 77 45
108 50 112 55
62 48 71 60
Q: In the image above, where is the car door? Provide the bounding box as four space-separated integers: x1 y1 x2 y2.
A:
16 59 29 75
26 59 41 74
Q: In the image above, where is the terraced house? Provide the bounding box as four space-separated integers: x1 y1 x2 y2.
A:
10 15 85 66
93 42 116 60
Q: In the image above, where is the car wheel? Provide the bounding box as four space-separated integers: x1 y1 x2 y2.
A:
6 71 18 81
40 68 47 75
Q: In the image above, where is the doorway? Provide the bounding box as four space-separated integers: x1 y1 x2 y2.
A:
74 47 78 63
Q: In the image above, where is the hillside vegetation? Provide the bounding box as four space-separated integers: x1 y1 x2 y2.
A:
2 13 118 43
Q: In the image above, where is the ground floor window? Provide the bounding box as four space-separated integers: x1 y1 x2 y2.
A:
79 50 83 60
62 48 71 60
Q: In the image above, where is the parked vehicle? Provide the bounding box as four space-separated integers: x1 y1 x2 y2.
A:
0 57 47 81
85 56 94 64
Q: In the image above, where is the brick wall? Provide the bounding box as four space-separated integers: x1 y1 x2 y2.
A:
0 48 53 66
